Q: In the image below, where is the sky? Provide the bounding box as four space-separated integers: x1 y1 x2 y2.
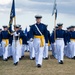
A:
0 0 75 32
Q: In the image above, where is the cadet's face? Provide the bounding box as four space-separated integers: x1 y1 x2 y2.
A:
56 28 58 30
58 26 63 29
67 29 70 31
36 19 41 23
70 28 74 31
4 28 8 31
15 28 19 31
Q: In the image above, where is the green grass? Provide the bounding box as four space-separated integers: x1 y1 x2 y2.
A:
0 52 75 75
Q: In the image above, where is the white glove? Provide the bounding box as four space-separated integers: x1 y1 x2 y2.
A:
9 44 11 46
54 42 56 46
27 41 29 43
14 32 18 36
30 38 33 42
65 45 67 48
45 43 48 46
18 33 20 36
11 33 14 35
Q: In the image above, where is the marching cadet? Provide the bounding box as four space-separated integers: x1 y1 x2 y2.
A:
43 30 51 60
1 26 10 61
29 15 48 68
12 25 25 65
27 31 35 60
64 27 71 58
69 26 75 59
47 30 51 51
22 34 28 58
8 33 13 59
47 30 51 50
12 25 22 65
52 23 65 64
0 29 3 57
51 26 58 59
17 25 25 60
19 26 27 59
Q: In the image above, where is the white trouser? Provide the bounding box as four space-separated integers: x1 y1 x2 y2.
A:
48 46 52 51
69 41 75 58
2 41 8 60
51 43 57 59
55 39 64 62
21 44 25 56
19 44 22 59
64 43 71 58
25 45 29 52
0 43 3 56
64 46 67 56
8 45 12 57
33 38 45 66
43 45 48 58
0 46 3 56
12 40 20 63
29 41 35 59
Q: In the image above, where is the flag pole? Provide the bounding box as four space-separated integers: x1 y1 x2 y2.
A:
14 17 16 25
54 13 56 41
14 0 16 25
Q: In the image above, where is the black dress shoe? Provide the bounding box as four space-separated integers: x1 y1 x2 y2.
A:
44 57 49 60
22 56 24 58
0 56 3 58
37 64 41 68
8 57 11 59
72 56 75 59
19 58 22 60
25 50 27 52
3 58 8 61
32 57 35 60
14 62 18 66
59 60 63 64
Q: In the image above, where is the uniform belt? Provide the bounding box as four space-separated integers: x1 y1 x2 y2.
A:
56 38 63 40
70 39 75 42
2 39 9 47
19 38 22 45
48 40 50 46
34 35 44 47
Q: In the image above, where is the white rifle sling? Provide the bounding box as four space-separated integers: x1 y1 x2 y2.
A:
35 24 43 36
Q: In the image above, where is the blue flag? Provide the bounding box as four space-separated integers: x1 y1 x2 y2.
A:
9 0 15 33
52 0 57 20
25 27 27 36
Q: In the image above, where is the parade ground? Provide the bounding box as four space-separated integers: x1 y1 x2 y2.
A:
0 51 75 75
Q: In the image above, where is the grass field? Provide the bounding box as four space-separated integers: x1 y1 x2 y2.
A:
0 51 75 75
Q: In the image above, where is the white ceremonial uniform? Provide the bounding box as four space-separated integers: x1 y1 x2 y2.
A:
26 45 29 52
29 40 35 59
29 21 48 67
33 38 45 65
43 43 48 58
2 40 9 60
8 45 12 57
69 40 75 58
21 44 25 57
12 32 20 63
55 38 64 62
51 43 57 59
64 43 71 58
24 44 29 52
0 43 3 56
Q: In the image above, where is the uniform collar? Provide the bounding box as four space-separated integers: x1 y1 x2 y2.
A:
36 23 41 25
